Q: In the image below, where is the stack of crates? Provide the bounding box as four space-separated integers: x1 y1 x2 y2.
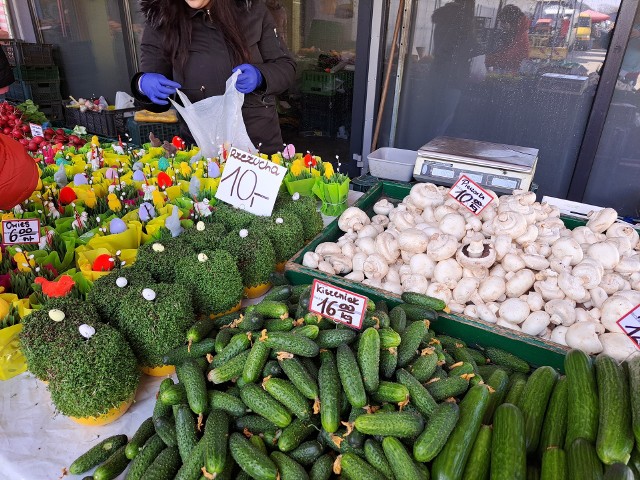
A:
1 40 62 122
300 69 354 138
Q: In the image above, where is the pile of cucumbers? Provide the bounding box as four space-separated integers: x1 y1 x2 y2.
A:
67 283 640 480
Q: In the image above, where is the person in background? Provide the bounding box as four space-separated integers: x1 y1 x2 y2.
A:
486 5 530 73
132 0 296 154
619 24 640 87
0 134 38 211
0 47 14 96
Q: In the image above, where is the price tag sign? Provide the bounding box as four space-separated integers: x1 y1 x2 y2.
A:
309 279 367 330
448 174 494 215
1 219 41 245
29 123 43 138
215 147 286 216
617 304 640 349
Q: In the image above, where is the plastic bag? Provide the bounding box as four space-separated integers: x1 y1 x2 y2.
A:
115 91 135 110
469 55 487 83
170 70 255 158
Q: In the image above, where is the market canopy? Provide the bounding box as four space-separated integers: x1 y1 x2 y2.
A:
580 9 611 23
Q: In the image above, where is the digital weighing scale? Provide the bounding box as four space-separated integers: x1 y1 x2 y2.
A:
413 137 539 195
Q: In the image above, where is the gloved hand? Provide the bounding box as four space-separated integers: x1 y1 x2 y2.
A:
139 73 181 105
232 64 263 94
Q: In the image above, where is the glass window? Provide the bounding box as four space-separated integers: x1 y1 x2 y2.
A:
378 0 620 199
582 8 640 217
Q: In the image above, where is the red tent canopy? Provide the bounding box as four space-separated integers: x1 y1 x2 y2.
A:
580 9 611 23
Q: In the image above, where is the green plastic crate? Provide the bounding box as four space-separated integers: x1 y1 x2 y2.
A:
12 65 59 82
300 69 354 96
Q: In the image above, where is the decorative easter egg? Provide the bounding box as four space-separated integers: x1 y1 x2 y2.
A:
105 168 118 180
196 221 205 231
172 136 186 150
93 254 115 272
239 229 249 238
115 277 128 288
48 309 65 322
198 253 208 262
157 172 173 189
59 186 77 205
207 161 221 179
152 243 165 252
158 157 170 171
132 161 144 171
138 202 156 222
142 288 156 301
292 192 300 201
275 217 284 224
109 218 127 235
132 170 146 182
282 144 295 160
79 324 96 339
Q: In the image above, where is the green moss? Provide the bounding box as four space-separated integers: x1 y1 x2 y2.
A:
212 203 256 232
219 228 276 288
47 323 139 418
87 268 153 322
251 212 304 264
133 235 193 282
174 249 243 316
275 195 323 241
180 222 226 253
116 283 195 368
19 298 100 381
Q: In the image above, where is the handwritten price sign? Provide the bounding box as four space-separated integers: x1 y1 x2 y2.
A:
309 279 367 330
448 175 494 215
215 147 287 216
29 123 43 138
617 304 640 349
1 219 41 245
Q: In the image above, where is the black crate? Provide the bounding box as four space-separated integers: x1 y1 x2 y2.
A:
12 65 59 82
0 41 54 66
7 80 61 104
64 104 137 138
300 92 352 138
126 117 181 146
39 102 64 124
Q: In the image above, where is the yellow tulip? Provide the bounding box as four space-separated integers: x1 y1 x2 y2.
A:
290 163 303 177
179 162 192 177
91 135 100 146
107 193 122 212
152 189 166 209
14 252 35 272
324 163 334 178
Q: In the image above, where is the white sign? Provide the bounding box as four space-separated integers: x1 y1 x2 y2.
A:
309 279 367 330
215 147 286 216
448 174 494 215
617 304 640 350
29 123 43 138
2 219 41 245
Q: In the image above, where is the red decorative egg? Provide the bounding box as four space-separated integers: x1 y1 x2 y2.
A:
59 186 77 205
92 254 115 272
172 136 186 150
157 172 173 189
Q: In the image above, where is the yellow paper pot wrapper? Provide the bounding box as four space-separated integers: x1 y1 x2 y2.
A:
86 222 142 251
0 323 27 380
76 248 139 281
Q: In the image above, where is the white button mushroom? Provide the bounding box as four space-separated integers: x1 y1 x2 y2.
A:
142 288 157 301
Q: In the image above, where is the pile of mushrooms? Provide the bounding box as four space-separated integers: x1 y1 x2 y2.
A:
303 183 640 361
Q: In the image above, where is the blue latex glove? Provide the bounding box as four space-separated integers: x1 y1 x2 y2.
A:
232 64 263 94
139 73 181 105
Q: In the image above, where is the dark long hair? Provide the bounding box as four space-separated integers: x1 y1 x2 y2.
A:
140 0 251 71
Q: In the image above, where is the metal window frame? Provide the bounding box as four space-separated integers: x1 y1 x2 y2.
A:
567 0 640 201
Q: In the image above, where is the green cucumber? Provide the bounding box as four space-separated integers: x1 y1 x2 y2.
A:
482 368 510 425
595 354 633 465
358 327 381 393
318 350 341 433
408 349 439 382
604 463 635 480
431 384 491 480
254 301 289 318
449 362 475 377
238 311 265 332
491 403 526 480
263 331 319 357
396 368 438 418
207 350 250 384
153 415 178 447
520 366 558 454
308 327 354 349
371 381 409 404
263 376 311 420
309 453 334 480
373 310 390 328
382 436 421 480
186 317 217 344
278 418 317 452
69 434 128 474
414 401 460 462
340 452 387 480
234 414 279 435
289 440 324 466
143 446 182 480
565 349 599 447
163 338 216 365
159 384 187 406
264 285 293 302
364 439 394 480
176 360 208 414
401 291 447 310
437 335 467 350
262 359 283 377
627 356 640 447
203 409 228 475
461 424 492 480
466 347 488 365
174 404 198 461
214 328 235 354
242 339 271 383
485 347 530 373
124 434 165 480
270 451 309 480
567 438 604 480
505 373 528 406
337 344 368 408
397 303 438 322
354 411 425 438
212 311 242 328
229 432 278 480
426 375 469 401
541 447 567 480
292 324 319 339
389 306 407 333
93 446 129 480
212 332 252 368
240 383 292 428
174 439 205 480
378 327 401 349
539 376 568 455
125 417 155 460
279 355 319 400
265 317 296 332
208 390 247 417
380 347 398 380
397 320 429 367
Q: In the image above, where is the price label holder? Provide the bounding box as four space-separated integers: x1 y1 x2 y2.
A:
448 174 494 215
309 279 367 330
617 304 640 349
215 147 287 216
1 219 41 245
29 123 44 138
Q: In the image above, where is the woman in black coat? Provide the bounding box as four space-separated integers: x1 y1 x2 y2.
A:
132 0 296 154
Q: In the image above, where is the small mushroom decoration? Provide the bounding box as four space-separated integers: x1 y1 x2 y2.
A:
152 243 165 253
276 217 284 225
115 277 128 288
292 193 301 201
78 324 96 339
198 253 208 262
239 229 249 238
196 221 206 232
142 288 157 301
48 309 66 322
